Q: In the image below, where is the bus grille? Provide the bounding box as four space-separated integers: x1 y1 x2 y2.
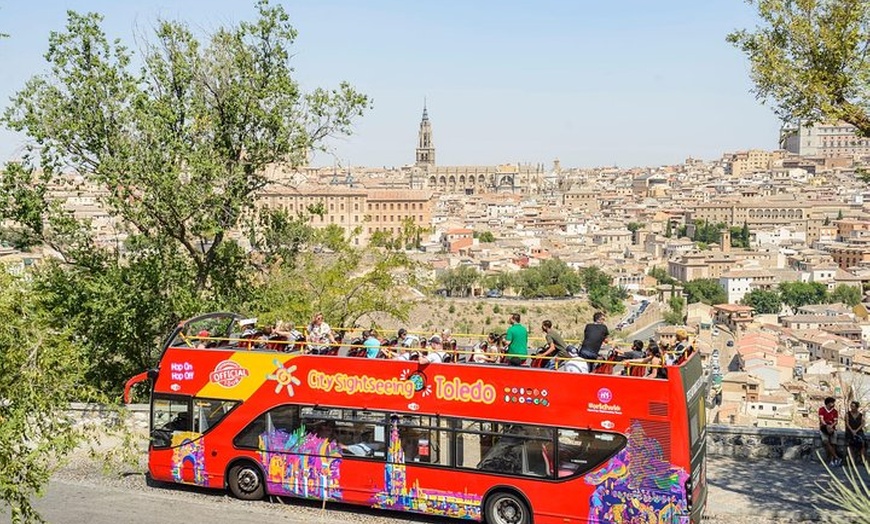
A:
648 401 668 417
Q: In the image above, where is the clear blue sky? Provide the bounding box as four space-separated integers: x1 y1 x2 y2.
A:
0 0 779 168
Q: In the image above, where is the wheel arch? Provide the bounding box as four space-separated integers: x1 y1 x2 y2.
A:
482 484 534 524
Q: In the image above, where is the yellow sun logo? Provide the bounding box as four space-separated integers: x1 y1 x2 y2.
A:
266 359 301 397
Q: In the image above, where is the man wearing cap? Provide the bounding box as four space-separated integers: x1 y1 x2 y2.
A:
238 318 259 350
196 330 211 349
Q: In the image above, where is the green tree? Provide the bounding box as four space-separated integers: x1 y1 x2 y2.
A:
477 231 495 243
741 289 783 314
516 259 583 298
0 272 98 523
684 278 727 305
663 295 686 325
482 272 516 293
253 241 414 329
779 281 829 309
579 266 626 314
729 0 870 135
692 220 726 244
437 266 480 297
829 284 862 307
665 220 673 238
648 266 677 285
0 2 370 394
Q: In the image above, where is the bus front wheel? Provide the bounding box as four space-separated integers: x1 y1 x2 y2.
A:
227 461 265 500
485 490 530 524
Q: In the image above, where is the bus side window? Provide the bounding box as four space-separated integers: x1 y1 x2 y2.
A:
233 405 302 450
193 399 238 433
151 396 191 449
395 415 451 466
557 429 627 478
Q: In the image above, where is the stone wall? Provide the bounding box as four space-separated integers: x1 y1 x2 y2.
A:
707 424 865 461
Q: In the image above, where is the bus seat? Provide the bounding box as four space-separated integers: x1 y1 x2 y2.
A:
525 442 550 478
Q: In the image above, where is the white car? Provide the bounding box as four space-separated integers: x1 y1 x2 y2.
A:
712 328 720 336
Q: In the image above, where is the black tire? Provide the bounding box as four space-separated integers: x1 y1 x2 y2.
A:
227 461 265 500
484 490 531 524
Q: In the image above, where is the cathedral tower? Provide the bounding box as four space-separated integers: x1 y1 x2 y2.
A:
415 101 435 167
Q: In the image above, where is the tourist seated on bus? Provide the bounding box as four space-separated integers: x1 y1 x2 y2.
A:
195 330 210 349
665 329 691 365
236 318 259 350
559 357 591 374
306 312 335 354
625 342 666 379
471 333 501 364
616 340 645 360
363 330 382 358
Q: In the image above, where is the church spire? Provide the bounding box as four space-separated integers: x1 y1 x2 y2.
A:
415 100 435 167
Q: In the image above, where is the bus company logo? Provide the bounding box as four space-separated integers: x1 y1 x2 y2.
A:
601 420 615 430
209 360 250 388
588 388 622 415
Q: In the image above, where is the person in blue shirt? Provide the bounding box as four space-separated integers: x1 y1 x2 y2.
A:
363 330 382 358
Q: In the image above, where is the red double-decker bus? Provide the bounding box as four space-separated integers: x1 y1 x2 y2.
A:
126 312 707 524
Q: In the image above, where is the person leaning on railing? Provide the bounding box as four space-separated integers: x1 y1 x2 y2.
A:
540 320 569 370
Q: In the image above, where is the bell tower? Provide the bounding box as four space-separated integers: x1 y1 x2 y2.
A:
415 101 435 167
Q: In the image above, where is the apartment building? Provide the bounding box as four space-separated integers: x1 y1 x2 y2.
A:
256 184 433 246
783 121 870 159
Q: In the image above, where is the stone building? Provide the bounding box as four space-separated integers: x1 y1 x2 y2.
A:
403 104 547 194
256 184 433 247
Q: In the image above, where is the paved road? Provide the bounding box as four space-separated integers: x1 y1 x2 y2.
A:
4 455 863 524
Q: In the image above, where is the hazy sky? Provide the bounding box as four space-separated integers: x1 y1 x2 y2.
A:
0 0 780 168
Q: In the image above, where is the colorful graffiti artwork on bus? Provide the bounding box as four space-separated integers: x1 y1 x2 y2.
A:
170 432 208 486
584 421 689 524
258 426 342 501
372 420 482 520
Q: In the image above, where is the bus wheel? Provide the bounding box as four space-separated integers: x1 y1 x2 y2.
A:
228 462 265 500
485 490 530 524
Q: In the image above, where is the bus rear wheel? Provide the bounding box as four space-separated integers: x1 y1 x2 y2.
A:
227 461 265 500
485 490 530 524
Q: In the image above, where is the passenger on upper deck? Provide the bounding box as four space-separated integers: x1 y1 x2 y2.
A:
195 330 210 349
665 329 690 365
540 320 569 370
363 330 382 359
237 318 259 350
625 342 666 379
471 333 501 364
616 339 645 360
306 312 335 354
579 312 609 362
504 313 528 366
